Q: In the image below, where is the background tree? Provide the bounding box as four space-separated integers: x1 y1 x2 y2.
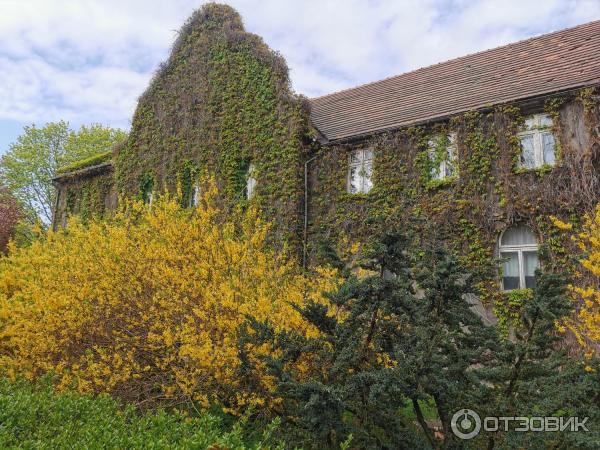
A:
0 185 21 254
0 121 126 224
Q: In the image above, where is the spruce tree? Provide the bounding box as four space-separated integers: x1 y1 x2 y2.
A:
244 232 600 449
245 232 499 449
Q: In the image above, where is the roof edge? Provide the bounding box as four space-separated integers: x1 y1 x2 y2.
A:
319 82 600 145
52 161 114 184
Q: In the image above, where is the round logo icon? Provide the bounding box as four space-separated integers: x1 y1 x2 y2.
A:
451 409 481 440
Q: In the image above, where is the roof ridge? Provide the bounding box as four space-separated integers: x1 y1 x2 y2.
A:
310 19 600 102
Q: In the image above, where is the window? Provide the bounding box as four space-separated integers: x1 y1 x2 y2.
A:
189 184 200 207
141 178 154 205
246 163 257 199
499 226 539 290
144 191 154 206
347 149 373 194
428 132 457 180
518 114 556 169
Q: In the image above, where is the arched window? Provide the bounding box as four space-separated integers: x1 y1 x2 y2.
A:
141 178 154 206
499 226 539 290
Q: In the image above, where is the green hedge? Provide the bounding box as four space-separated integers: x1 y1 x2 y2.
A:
0 378 282 449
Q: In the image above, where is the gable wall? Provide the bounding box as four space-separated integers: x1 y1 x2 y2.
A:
52 165 117 230
53 4 311 256
112 4 310 252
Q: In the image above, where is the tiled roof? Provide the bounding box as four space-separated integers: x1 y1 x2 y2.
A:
309 20 600 142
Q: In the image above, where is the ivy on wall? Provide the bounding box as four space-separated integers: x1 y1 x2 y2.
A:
62 170 115 223
111 3 310 252
56 151 112 175
53 3 600 331
308 89 600 324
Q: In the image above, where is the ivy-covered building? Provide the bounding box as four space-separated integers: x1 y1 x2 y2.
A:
52 4 600 320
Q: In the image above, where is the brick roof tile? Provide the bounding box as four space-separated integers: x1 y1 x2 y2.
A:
309 20 600 142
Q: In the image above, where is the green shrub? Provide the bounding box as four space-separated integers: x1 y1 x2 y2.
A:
0 378 283 449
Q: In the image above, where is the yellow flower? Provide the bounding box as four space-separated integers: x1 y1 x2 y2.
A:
554 205 600 356
0 179 338 413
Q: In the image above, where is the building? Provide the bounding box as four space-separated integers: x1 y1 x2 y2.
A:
53 4 600 318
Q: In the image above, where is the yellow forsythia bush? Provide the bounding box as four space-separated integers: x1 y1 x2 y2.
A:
0 183 338 412
553 204 600 356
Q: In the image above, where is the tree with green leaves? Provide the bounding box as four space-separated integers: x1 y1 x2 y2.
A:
0 121 126 224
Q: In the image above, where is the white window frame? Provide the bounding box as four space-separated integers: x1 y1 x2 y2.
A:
146 191 154 206
517 113 556 169
189 184 200 207
498 227 539 291
246 163 257 199
428 132 457 180
347 149 373 194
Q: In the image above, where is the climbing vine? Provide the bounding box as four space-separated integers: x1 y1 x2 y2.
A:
308 88 600 316
62 170 115 223
494 288 534 336
53 4 600 320
109 4 309 252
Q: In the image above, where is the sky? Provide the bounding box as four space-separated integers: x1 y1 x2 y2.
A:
1 0 599 154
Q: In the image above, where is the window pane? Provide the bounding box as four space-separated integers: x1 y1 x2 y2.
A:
445 147 456 178
363 162 373 193
444 161 454 178
539 114 553 128
501 252 520 276
448 132 457 146
503 277 520 290
542 132 556 165
524 251 539 289
501 226 537 246
429 148 442 180
246 164 257 199
520 134 536 168
525 277 536 289
191 185 200 207
523 251 539 276
524 117 536 130
501 251 520 290
431 163 442 180
349 150 361 164
246 177 256 199
363 149 373 161
348 166 360 194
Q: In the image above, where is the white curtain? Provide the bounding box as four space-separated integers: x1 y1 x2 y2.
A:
501 226 537 246
520 135 536 168
501 252 519 276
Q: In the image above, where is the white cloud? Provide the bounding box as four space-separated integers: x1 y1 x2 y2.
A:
0 0 598 131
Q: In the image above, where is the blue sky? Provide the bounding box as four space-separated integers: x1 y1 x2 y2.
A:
1 0 599 154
